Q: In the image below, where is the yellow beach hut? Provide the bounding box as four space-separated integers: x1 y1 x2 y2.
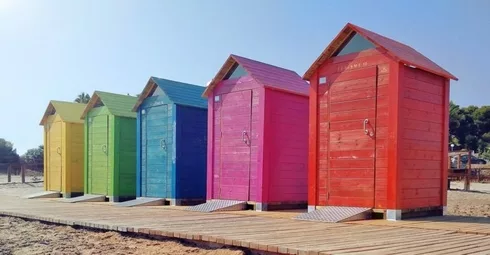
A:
39 100 86 198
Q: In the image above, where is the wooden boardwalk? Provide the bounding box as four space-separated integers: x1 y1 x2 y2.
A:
1 194 490 255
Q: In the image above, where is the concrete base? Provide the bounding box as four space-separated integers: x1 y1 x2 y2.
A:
308 205 316 213
24 191 61 199
115 197 165 207
255 201 307 211
61 194 106 203
63 192 83 199
168 198 205 206
386 209 402 221
386 206 444 221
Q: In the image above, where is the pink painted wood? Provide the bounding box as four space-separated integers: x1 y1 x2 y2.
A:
216 90 252 200
205 55 309 206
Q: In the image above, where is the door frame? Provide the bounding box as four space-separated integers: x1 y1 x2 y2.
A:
325 66 378 207
140 103 169 197
87 114 110 195
217 89 253 201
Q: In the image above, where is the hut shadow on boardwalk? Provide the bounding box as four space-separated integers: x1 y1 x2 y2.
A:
404 215 490 225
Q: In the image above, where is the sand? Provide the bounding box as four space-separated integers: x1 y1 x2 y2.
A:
0 217 245 255
448 181 490 217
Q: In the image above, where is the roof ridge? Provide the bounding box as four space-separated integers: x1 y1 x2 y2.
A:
231 54 299 75
95 90 137 98
303 22 457 81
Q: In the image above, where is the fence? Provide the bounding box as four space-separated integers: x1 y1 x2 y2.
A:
0 162 43 184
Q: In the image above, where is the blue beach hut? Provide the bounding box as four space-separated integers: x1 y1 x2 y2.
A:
128 77 207 206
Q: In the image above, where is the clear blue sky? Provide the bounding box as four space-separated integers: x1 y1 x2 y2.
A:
0 0 489 154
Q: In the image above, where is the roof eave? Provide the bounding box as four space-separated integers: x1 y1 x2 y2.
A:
80 92 99 119
132 78 157 112
202 55 237 98
39 101 55 126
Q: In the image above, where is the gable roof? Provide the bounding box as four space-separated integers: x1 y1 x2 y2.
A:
132 76 207 111
81 91 137 119
303 23 458 81
39 100 87 125
202 54 309 98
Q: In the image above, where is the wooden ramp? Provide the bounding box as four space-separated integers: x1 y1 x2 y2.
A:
2 194 490 254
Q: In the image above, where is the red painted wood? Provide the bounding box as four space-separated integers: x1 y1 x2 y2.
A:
442 79 450 207
387 61 401 210
308 73 318 206
398 65 446 210
325 66 377 207
311 49 393 209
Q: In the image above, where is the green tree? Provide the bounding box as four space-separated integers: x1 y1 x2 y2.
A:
75 92 91 103
21 145 43 164
0 138 20 164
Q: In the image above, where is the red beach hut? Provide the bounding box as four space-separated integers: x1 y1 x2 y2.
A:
196 54 309 212
302 23 457 221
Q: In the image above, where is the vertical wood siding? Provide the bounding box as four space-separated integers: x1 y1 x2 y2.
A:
44 114 84 195
86 113 110 195
209 76 261 201
263 89 308 203
67 123 84 193
314 49 392 208
47 115 62 192
399 66 445 209
115 116 137 198
175 105 207 200
140 103 171 198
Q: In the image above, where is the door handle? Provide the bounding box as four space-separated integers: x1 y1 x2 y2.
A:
363 119 374 137
242 130 248 145
160 139 167 151
363 119 369 135
56 147 61 155
101 144 107 154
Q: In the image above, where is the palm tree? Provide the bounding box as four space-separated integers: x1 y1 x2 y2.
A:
75 92 91 104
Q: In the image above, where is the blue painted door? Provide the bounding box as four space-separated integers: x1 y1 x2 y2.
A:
141 104 171 198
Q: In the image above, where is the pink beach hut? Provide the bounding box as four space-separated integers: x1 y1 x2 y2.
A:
197 54 309 211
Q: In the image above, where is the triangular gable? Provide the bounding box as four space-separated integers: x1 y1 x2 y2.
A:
39 101 86 125
202 54 309 98
81 91 137 119
132 77 207 112
303 23 457 81
223 63 248 80
333 32 376 56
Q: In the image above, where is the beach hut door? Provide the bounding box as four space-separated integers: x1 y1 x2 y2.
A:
217 90 252 201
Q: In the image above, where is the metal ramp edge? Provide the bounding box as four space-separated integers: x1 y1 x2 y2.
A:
115 197 165 207
23 191 61 199
61 194 106 203
186 200 247 212
294 206 372 223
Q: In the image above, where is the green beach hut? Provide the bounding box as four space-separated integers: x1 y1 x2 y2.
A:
80 91 138 202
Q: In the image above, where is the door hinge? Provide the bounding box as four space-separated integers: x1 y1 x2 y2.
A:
327 191 330 200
